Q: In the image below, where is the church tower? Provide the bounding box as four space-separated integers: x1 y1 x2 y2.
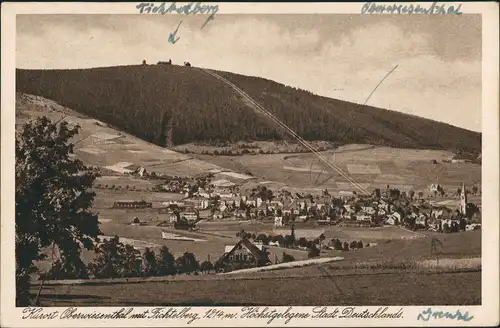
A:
460 182 467 215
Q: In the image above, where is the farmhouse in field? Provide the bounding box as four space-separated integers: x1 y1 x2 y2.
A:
180 209 198 222
216 239 271 272
113 200 152 209
185 196 209 210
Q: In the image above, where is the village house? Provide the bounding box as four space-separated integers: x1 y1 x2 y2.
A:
244 197 258 207
377 200 389 211
317 217 332 225
269 199 283 209
180 209 198 222
296 215 307 222
362 206 376 215
385 217 396 225
219 202 228 213
226 197 242 209
429 183 441 193
216 239 271 272
415 213 428 227
133 166 147 177
216 191 234 199
356 213 371 221
343 204 353 213
431 208 444 219
466 223 481 231
198 209 212 220
341 211 351 220
113 200 153 209
162 200 186 208
211 210 224 220
196 188 211 198
339 220 370 228
185 196 209 210
235 209 247 219
168 210 178 223
385 212 401 225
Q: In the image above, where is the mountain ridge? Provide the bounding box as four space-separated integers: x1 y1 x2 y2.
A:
16 64 481 153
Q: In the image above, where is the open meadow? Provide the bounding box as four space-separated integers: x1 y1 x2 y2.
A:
241 230 481 277
198 145 481 193
34 230 481 306
16 93 252 181
33 270 480 306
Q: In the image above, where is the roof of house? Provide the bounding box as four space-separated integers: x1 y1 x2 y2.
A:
257 203 268 210
198 209 212 218
218 239 268 263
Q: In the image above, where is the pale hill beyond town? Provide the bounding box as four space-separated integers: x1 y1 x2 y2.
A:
16 64 481 152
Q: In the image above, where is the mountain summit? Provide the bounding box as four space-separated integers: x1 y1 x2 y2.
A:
16 64 481 152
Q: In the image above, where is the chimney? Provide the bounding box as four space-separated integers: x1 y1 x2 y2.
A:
207 254 211 263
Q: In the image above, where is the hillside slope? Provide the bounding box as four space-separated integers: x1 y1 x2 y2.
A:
16 65 481 152
15 93 254 182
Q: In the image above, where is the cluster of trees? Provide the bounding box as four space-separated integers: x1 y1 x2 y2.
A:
199 148 313 156
281 252 296 263
152 174 212 195
328 239 364 251
239 227 363 256
237 226 297 249
42 236 213 280
254 233 297 248
439 220 465 234
174 217 196 230
16 66 481 152
94 183 151 191
16 117 101 306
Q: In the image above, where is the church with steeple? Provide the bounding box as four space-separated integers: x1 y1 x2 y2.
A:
460 182 467 216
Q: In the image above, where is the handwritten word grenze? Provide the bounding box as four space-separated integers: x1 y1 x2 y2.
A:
417 308 474 322
136 2 219 44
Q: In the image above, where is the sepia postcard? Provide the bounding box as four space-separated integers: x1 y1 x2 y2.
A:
1 1 499 327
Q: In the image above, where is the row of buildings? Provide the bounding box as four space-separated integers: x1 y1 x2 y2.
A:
157 183 480 233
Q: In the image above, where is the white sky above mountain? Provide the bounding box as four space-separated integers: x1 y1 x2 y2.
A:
16 14 481 132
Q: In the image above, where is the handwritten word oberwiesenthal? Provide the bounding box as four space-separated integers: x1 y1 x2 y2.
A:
361 2 463 15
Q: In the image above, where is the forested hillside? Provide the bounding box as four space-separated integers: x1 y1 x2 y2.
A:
16 65 481 152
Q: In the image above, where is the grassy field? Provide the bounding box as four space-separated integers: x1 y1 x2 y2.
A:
199 147 481 192
250 230 481 277
197 222 423 244
273 226 422 242
34 229 481 306
92 189 184 209
33 270 481 306
94 175 156 191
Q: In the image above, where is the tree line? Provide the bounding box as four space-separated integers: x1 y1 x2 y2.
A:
42 236 214 280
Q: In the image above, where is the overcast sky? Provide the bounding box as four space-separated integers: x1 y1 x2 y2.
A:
17 14 482 132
